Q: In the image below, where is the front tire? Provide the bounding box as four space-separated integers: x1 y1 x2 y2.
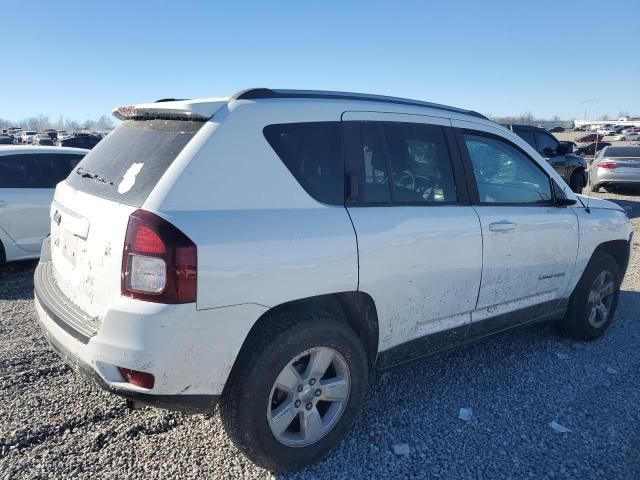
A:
220 310 368 472
561 252 621 340
569 170 584 194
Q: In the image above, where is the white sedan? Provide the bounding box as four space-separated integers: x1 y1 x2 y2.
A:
612 133 640 141
0 146 88 263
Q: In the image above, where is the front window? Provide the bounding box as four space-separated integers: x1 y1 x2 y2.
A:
464 133 552 204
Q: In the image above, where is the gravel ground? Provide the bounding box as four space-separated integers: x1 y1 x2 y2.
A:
1 189 639 480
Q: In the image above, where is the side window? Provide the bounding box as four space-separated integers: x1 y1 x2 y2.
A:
29 154 71 188
463 133 552 204
383 123 457 203
0 155 28 187
0 154 68 188
65 154 85 170
535 132 559 156
360 123 391 203
359 122 457 204
515 129 536 149
263 122 343 205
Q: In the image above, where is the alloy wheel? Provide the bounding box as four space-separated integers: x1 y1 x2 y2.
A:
267 347 351 447
586 270 615 328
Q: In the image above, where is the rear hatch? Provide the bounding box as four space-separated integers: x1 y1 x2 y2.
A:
50 117 207 320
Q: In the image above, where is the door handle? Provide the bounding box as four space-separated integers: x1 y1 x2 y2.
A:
489 221 517 232
0 200 7 208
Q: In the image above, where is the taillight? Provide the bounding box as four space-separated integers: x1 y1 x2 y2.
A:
598 161 617 170
122 209 197 303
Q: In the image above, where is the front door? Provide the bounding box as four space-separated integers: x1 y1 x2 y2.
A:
457 127 579 321
342 112 482 352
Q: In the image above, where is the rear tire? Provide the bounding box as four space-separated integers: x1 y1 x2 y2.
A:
561 252 621 340
591 183 600 193
220 310 368 472
569 170 584 194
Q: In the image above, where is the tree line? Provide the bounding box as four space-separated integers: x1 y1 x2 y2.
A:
0 114 114 132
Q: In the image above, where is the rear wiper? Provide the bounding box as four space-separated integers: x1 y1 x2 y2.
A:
76 167 113 185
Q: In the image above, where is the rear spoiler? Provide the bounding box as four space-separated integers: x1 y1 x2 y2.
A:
112 97 229 121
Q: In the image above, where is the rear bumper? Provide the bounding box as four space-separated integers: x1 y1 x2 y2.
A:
34 251 267 413
36 308 218 413
592 169 640 187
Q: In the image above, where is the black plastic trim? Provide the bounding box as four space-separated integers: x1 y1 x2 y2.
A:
377 299 567 370
233 88 489 120
34 260 99 344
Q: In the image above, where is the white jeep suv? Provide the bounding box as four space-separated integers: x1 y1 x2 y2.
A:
34 89 632 472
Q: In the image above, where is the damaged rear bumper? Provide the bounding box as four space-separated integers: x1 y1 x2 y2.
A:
35 301 219 414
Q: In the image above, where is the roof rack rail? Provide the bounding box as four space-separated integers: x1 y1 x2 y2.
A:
231 88 488 120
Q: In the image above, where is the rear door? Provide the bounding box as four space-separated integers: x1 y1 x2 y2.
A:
0 153 78 252
343 112 482 352
454 124 579 321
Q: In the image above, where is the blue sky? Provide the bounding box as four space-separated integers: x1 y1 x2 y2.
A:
3 0 639 122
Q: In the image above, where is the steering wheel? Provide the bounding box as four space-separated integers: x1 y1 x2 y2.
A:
392 170 416 190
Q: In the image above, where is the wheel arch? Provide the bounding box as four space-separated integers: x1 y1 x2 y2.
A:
568 165 587 182
591 239 630 279
231 292 380 375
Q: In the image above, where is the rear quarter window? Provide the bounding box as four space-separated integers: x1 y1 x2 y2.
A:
65 119 203 206
263 122 344 205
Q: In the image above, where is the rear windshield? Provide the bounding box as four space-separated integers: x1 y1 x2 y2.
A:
605 146 640 157
65 119 203 206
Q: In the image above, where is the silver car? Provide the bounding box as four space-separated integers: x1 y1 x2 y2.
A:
590 145 640 192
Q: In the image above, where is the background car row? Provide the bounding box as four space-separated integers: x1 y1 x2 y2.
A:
0 128 105 149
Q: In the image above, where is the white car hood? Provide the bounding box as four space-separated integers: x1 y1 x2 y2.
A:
575 194 625 212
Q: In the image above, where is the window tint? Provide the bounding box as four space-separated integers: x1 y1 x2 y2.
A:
605 146 640 157
383 123 457 203
0 154 77 188
264 122 343 205
464 133 552 204
360 123 391 203
515 129 536 149
358 122 457 204
67 154 84 170
66 119 203 207
535 132 559 155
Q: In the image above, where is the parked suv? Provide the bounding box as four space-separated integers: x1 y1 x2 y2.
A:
34 89 632 472
0 146 88 263
59 133 102 149
506 124 588 192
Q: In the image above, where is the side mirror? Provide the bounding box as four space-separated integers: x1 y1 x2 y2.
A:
552 179 577 207
555 197 577 207
542 147 555 156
